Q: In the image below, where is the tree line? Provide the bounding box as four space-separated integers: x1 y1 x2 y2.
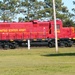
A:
0 0 75 26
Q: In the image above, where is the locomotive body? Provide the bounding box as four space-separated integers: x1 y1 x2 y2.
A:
0 20 75 49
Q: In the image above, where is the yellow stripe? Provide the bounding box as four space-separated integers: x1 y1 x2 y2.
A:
57 30 60 33
10 40 13 41
57 38 59 40
23 39 26 41
34 39 37 41
73 38 75 39
42 39 45 40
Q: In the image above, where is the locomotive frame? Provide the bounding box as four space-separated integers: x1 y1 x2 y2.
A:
0 20 75 49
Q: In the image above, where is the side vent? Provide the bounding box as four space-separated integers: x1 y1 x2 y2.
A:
32 20 38 24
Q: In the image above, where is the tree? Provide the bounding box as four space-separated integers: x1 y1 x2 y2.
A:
63 19 75 27
72 1 75 21
0 0 20 22
72 1 75 13
44 0 68 19
0 0 74 26
17 0 45 21
44 0 74 26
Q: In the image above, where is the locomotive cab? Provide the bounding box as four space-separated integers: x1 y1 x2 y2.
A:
48 20 62 38
47 20 73 47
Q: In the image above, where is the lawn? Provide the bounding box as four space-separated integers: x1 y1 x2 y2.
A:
0 47 75 75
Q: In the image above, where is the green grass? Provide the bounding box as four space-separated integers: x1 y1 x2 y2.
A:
0 47 75 75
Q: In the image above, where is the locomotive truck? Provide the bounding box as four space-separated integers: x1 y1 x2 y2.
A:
0 20 75 49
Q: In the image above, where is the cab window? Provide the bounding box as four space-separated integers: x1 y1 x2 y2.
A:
57 24 60 30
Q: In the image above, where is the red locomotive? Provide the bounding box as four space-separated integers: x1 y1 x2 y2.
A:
0 20 75 49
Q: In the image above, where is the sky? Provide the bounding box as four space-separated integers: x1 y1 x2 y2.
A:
62 0 74 13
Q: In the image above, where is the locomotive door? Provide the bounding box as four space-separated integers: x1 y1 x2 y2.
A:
43 27 46 38
49 24 51 34
57 24 60 33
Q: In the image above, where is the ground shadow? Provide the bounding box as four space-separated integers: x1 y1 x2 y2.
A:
42 53 75 57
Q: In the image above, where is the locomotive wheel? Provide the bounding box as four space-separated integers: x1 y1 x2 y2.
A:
65 43 72 47
59 42 65 47
9 42 19 49
0 43 2 49
68 43 72 47
3 44 9 50
65 43 68 47
52 42 55 47
14 43 19 48
9 44 14 49
48 43 52 48
0 45 2 49
64 42 68 47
